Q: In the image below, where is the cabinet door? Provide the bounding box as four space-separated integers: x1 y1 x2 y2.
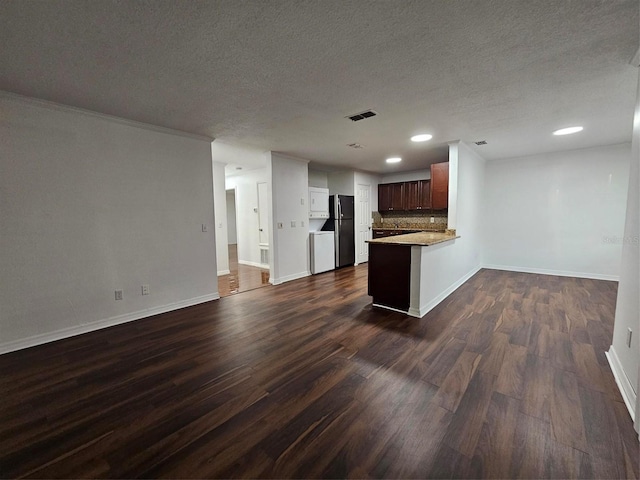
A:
378 184 392 211
406 181 420 210
390 183 405 210
430 162 449 210
419 180 431 209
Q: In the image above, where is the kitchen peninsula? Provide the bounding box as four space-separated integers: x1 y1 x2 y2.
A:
367 230 459 317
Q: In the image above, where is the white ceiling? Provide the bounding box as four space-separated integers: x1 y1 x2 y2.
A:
0 1 637 173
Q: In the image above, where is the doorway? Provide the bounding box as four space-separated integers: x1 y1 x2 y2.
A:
356 183 371 264
218 182 270 298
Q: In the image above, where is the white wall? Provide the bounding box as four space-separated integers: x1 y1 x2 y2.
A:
328 171 355 195
211 141 268 174
0 94 217 353
607 71 640 427
410 141 485 315
226 190 238 244
380 168 430 184
308 168 329 188
212 161 230 275
269 153 310 284
483 144 631 280
225 168 269 267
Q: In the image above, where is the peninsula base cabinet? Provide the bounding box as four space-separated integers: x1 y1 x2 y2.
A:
368 243 411 311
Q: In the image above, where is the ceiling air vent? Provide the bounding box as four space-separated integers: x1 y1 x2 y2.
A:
475 140 488 145
347 143 364 149
346 110 377 122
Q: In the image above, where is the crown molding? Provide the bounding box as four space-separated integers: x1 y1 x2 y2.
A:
270 151 312 164
0 90 214 142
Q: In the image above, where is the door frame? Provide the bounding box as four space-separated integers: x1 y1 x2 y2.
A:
356 183 372 265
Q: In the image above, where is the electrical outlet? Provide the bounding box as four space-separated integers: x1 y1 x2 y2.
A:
142 284 150 295
202 224 208 232
301 220 305 227
430 217 435 223
301 198 305 205
277 222 283 229
115 289 123 301
627 328 633 348
291 221 296 227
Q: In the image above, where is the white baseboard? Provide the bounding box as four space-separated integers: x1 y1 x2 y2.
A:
373 303 412 316
238 260 270 269
408 264 482 318
271 271 310 285
606 346 637 421
482 264 619 282
0 293 220 355
217 269 231 276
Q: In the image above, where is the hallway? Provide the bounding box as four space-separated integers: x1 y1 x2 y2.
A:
218 244 270 297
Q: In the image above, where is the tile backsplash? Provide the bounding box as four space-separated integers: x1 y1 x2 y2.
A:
372 211 448 230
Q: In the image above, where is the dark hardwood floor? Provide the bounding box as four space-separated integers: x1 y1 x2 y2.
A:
218 244 270 298
1 267 638 478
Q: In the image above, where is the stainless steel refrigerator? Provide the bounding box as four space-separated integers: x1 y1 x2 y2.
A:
321 195 355 268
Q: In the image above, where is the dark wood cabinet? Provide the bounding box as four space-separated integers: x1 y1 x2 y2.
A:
378 184 391 212
378 183 405 211
406 181 419 210
377 161 447 213
390 183 404 210
430 161 449 210
406 180 431 210
368 243 411 311
372 229 419 238
419 180 431 209
379 179 431 212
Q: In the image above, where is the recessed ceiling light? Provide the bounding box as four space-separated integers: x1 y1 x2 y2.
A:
411 134 433 142
553 126 583 136
386 157 402 164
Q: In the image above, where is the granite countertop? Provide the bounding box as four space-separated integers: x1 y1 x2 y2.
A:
367 231 459 246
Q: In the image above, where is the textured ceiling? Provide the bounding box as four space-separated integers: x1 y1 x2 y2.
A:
0 0 638 173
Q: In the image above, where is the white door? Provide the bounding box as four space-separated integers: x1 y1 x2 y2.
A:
356 184 371 264
257 182 269 245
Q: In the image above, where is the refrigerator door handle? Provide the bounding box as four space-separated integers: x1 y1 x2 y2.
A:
334 228 340 266
337 197 342 222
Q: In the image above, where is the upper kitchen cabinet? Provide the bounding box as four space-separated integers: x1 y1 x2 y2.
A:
378 183 405 211
430 162 449 210
406 180 431 210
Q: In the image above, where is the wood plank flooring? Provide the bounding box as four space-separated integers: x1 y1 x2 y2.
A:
1 267 637 478
217 244 270 297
